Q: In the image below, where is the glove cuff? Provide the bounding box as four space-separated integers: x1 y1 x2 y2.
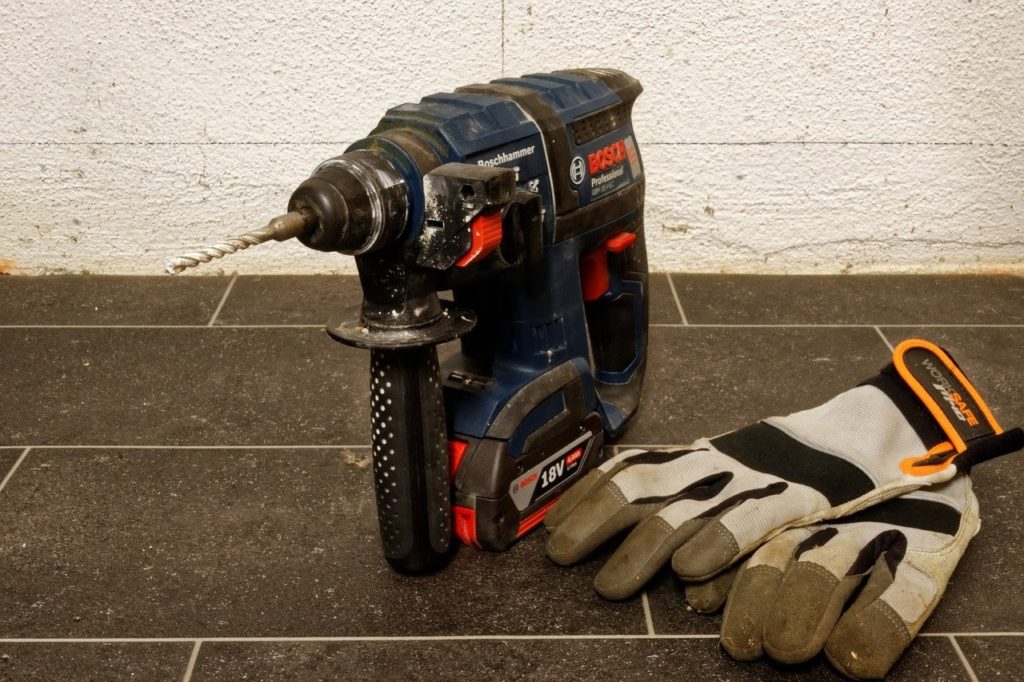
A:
862 338 1021 475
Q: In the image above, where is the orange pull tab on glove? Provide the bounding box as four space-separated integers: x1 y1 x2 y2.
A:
888 339 1023 475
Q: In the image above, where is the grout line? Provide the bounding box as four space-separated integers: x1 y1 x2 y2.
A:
35 441 1024 451
0 448 31 495
919 632 1024 637
650 323 1024 329
0 635 718 644
641 592 656 636
5 141 1022 148
874 326 895 352
19 445 368 450
2 323 1022 330
0 633 1018 644
207 274 238 327
947 635 980 682
500 0 505 76
664 274 689 325
644 141 1024 148
0 141 356 147
0 324 324 329
181 640 202 682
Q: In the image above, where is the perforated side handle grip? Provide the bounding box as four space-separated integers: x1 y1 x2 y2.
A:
369 347 452 572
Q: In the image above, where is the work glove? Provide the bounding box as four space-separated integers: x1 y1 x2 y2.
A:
544 339 1022 600
685 475 979 680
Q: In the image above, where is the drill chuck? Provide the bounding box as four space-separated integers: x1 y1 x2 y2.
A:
289 150 408 255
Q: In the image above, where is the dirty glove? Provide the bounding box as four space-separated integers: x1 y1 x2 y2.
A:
545 339 1022 599
687 475 979 680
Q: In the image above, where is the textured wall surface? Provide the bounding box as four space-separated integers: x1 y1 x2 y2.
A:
1 0 1022 275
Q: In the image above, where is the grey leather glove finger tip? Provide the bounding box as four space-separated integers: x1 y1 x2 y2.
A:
593 516 707 600
719 564 781 661
545 484 648 566
825 601 913 680
671 519 741 581
761 562 860 665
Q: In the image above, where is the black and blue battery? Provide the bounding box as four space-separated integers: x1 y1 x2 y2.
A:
165 69 649 573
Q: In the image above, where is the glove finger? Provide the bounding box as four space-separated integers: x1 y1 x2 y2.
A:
544 449 640 530
590 471 740 598
719 528 813 661
684 565 738 613
545 480 655 566
593 515 709 600
762 526 908 665
546 447 724 566
671 477 816 580
825 557 936 680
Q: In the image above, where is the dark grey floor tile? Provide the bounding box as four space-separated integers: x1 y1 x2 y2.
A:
214 275 362 326
0 448 641 637
672 275 1024 325
649 273 683 325
882 328 1024 632
0 449 25 482
191 635 968 681
0 328 367 446
0 642 193 682
618 326 890 445
955 636 1024 680
0 275 231 326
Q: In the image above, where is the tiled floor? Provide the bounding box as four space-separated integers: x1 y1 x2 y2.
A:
1 273 1022 681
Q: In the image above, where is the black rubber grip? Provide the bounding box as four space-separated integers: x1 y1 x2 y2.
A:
369 346 452 572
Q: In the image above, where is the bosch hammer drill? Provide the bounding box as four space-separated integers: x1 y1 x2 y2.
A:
166 69 649 572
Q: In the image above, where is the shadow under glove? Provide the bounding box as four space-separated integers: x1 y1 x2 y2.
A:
545 339 1022 600
688 475 979 680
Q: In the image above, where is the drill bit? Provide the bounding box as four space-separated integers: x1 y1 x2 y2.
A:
164 210 312 275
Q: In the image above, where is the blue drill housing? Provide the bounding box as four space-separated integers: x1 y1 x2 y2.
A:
339 69 648 555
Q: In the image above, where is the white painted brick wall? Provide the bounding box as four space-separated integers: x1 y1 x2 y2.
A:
1 0 1022 275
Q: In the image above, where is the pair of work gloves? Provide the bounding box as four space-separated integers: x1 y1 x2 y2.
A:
544 339 1023 679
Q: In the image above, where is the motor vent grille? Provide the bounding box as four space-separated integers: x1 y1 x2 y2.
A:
572 102 630 145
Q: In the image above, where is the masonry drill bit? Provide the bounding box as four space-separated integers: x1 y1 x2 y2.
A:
164 210 312 275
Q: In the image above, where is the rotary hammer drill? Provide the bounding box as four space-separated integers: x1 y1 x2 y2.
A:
166 69 649 572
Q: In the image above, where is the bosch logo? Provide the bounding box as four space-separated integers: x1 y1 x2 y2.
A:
570 156 586 185
588 139 628 175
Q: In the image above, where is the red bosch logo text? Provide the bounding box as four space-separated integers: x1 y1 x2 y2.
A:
588 139 628 175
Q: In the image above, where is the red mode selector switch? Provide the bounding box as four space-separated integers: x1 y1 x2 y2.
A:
605 231 637 253
580 231 637 301
455 210 503 267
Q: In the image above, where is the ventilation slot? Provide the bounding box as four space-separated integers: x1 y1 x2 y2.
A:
573 102 630 145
